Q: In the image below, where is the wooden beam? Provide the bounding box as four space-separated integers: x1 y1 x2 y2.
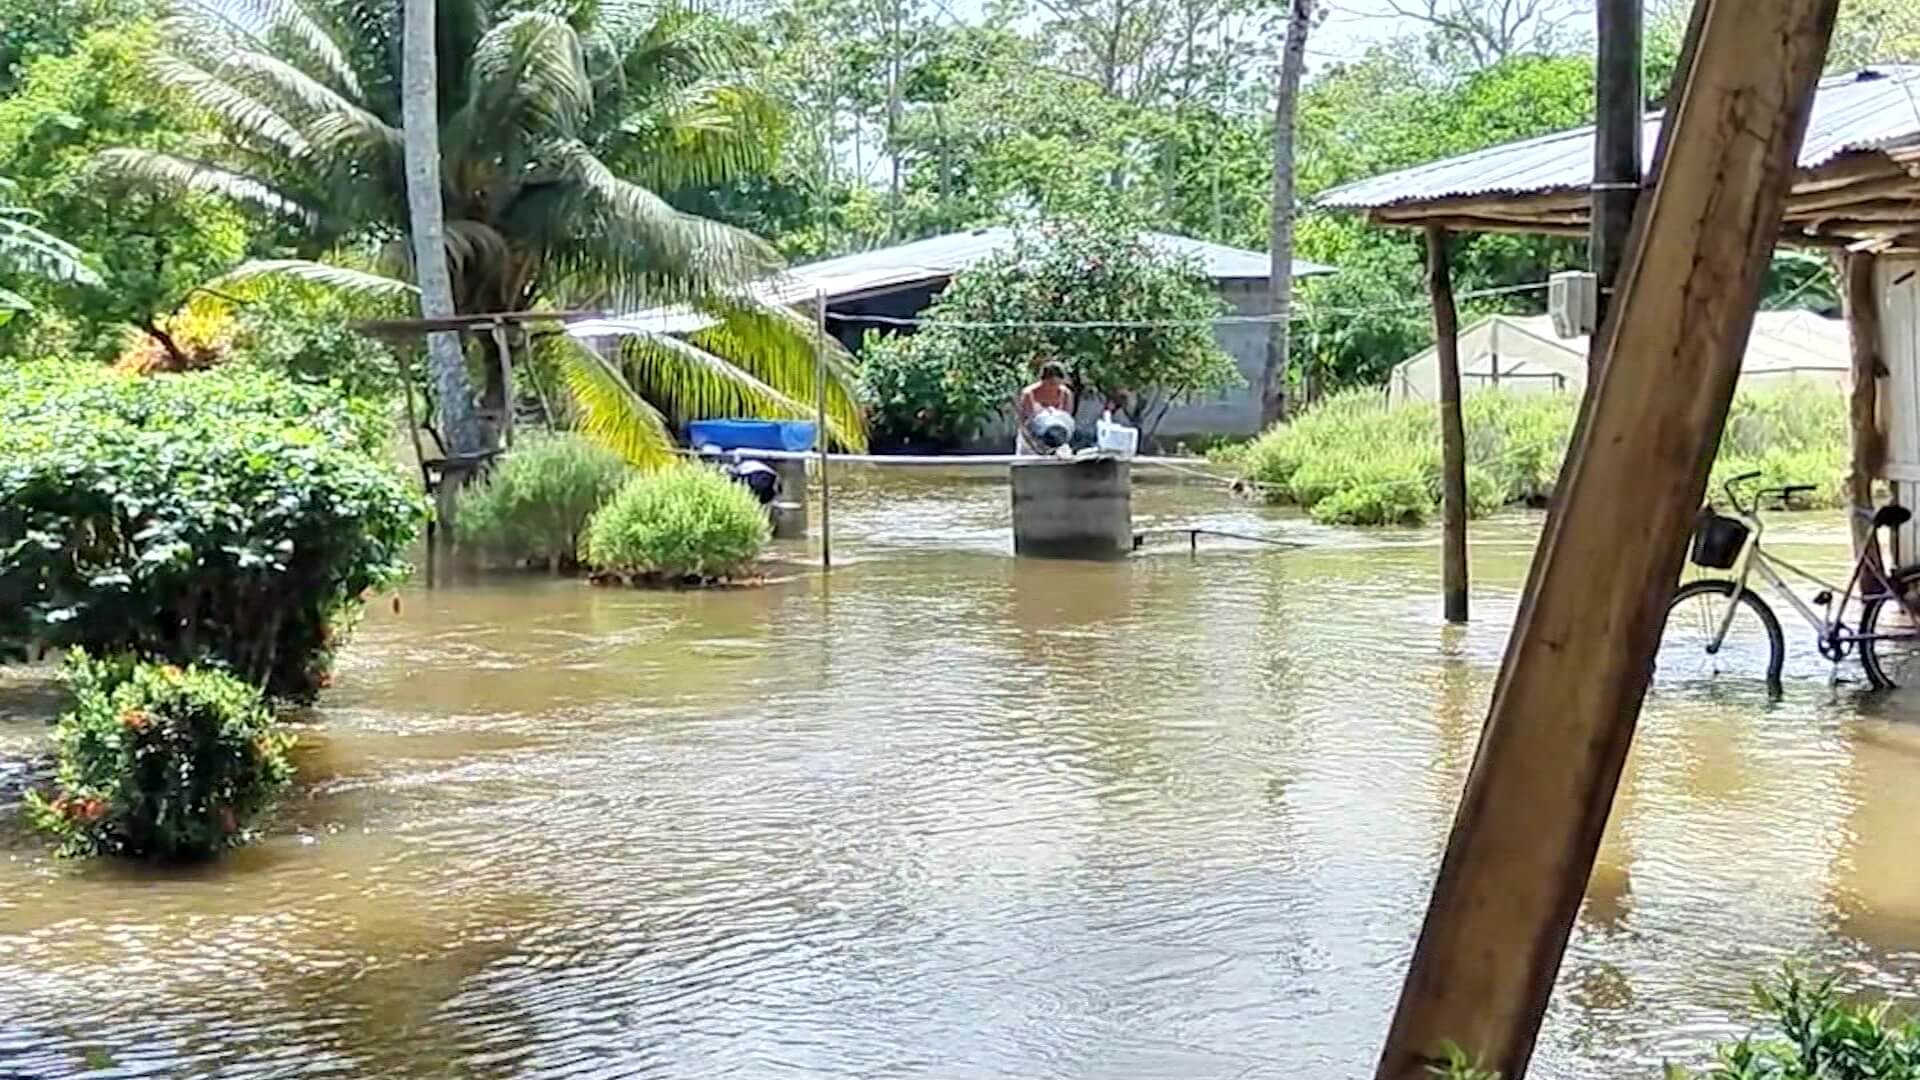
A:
1428 226 1469 625
1784 171 1920 214
1845 251 1886 556
1372 0 1840 1077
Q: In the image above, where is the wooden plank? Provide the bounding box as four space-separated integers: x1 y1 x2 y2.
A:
1427 226 1469 624
1846 253 1886 555
1372 1 1840 1077
1880 258 1920 562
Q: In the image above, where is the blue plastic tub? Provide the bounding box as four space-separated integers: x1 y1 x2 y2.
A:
686 419 819 453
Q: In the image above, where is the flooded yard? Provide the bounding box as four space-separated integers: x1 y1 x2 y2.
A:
3 472 1920 1078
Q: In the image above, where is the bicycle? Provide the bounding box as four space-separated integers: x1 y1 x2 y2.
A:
1656 471 1920 694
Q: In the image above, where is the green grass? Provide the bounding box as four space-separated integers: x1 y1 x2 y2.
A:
1239 387 1849 526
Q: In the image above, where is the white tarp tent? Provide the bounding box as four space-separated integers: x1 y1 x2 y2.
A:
1386 311 1851 407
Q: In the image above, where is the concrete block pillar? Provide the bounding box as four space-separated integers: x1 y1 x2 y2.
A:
769 457 809 540
1010 457 1132 560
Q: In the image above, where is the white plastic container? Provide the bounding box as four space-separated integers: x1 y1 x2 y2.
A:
1095 411 1138 458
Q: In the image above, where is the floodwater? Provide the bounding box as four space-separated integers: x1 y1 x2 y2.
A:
4 472 1920 1079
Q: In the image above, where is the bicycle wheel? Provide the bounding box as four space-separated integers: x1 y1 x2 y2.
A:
1859 566 1920 689
1654 580 1785 692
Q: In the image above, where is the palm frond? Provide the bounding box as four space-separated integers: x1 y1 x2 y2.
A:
216 49 396 143
0 287 30 321
177 0 363 99
95 149 320 225
552 335 679 469
609 80 783 191
0 209 104 286
688 300 867 451
466 11 593 138
542 139 779 297
617 328 821 425
148 53 311 156
205 258 418 299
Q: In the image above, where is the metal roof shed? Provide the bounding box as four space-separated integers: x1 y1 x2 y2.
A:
1319 67 1920 250
1311 67 1920 621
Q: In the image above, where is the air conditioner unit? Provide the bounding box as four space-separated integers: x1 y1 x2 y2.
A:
1548 271 1598 338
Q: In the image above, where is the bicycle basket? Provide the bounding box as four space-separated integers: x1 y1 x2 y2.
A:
1690 510 1750 569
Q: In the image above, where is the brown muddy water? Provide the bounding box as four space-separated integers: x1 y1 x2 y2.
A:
4 471 1920 1079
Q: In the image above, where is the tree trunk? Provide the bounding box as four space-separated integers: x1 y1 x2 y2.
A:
1261 0 1312 428
402 0 482 455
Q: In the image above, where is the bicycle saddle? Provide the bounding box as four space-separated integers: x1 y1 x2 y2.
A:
1876 504 1913 530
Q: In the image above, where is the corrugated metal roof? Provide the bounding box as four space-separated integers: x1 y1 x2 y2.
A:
760 227 1331 303
1321 67 1920 210
574 228 1331 340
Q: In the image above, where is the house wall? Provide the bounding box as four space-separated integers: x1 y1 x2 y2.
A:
960 279 1273 450
1878 256 1920 563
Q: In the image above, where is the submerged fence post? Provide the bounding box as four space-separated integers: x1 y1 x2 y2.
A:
816 290 832 571
1427 225 1469 624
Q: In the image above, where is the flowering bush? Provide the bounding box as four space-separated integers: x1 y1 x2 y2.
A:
0 361 424 700
25 652 294 860
584 465 770 581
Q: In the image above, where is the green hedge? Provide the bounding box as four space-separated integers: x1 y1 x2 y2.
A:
584 465 770 581
25 651 294 860
455 432 630 570
0 361 424 699
1240 387 1847 526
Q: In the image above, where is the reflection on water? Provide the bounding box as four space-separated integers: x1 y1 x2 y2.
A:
2 472 1918 1078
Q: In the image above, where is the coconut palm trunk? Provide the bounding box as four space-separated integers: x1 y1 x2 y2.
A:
402 0 483 455
1261 0 1313 427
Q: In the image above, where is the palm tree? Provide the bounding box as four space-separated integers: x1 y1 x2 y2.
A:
0 176 101 325
105 0 864 463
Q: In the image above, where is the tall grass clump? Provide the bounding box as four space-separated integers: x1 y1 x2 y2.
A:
1240 385 1846 526
584 465 771 583
455 433 630 571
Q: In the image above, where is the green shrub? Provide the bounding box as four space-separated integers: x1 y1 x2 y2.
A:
584 465 771 581
455 433 630 570
1677 968 1920 1080
0 361 425 700
1240 386 1846 526
24 651 294 860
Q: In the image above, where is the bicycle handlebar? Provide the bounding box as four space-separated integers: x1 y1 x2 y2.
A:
1723 471 1764 514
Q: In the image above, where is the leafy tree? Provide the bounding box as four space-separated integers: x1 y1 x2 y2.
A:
108 0 863 464
0 24 253 360
859 216 1240 445
0 0 150 95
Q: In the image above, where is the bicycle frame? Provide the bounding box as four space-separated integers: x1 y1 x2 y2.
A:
1704 493 1912 657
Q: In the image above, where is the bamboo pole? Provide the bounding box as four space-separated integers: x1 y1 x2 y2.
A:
1845 251 1885 558
816 290 832 571
1373 2 1840 1077
1427 226 1469 624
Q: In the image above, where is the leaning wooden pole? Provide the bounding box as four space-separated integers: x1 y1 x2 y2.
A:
1427 226 1469 624
1845 252 1885 559
1374 2 1839 1077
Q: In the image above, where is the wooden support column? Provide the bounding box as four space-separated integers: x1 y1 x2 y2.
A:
1374 2 1839 1078
1427 225 1469 624
1845 251 1886 557
1592 0 1643 326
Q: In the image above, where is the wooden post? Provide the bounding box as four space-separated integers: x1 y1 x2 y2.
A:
489 320 515 448
1845 251 1885 557
1592 0 1643 326
1428 225 1469 624
1374 3 1839 1078
815 291 832 571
